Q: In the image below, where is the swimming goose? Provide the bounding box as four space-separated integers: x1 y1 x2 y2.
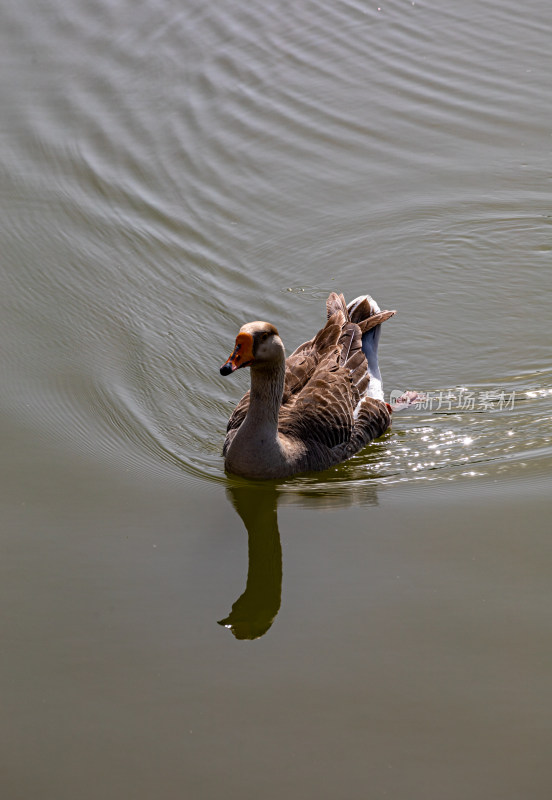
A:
220 292 395 480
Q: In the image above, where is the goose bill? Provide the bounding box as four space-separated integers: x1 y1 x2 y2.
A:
220 331 255 375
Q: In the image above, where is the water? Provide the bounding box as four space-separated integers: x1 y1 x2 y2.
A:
1 0 551 797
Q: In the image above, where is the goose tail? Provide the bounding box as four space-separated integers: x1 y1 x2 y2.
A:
346 295 395 403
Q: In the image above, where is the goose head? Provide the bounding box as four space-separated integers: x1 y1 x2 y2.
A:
220 322 283 376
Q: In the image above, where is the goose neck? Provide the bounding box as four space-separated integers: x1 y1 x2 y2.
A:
248 359 285 428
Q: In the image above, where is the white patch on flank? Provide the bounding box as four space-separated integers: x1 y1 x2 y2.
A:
354 379 384 419
366 376 384 402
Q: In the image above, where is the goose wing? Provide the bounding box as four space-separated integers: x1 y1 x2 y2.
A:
278 315 380 452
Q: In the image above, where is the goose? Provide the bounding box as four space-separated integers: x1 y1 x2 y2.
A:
220 292 397 480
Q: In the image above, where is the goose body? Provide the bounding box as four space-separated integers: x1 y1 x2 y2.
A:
220 292 395 480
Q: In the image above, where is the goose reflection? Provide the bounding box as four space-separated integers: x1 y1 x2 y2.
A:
218 478 381 640
218 485 282 640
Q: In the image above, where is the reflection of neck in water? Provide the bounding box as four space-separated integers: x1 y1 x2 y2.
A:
218 485 282 640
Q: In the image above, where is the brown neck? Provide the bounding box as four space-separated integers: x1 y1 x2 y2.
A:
247 356 285 430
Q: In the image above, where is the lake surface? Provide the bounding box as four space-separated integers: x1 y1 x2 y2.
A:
1 0 551 797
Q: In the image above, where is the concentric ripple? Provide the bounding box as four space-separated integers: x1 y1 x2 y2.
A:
1 0 551 501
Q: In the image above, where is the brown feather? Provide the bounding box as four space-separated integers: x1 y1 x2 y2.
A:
326 292 348 321
358 310 396 333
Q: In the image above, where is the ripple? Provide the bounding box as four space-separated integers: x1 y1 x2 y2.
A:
2 0 551 504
